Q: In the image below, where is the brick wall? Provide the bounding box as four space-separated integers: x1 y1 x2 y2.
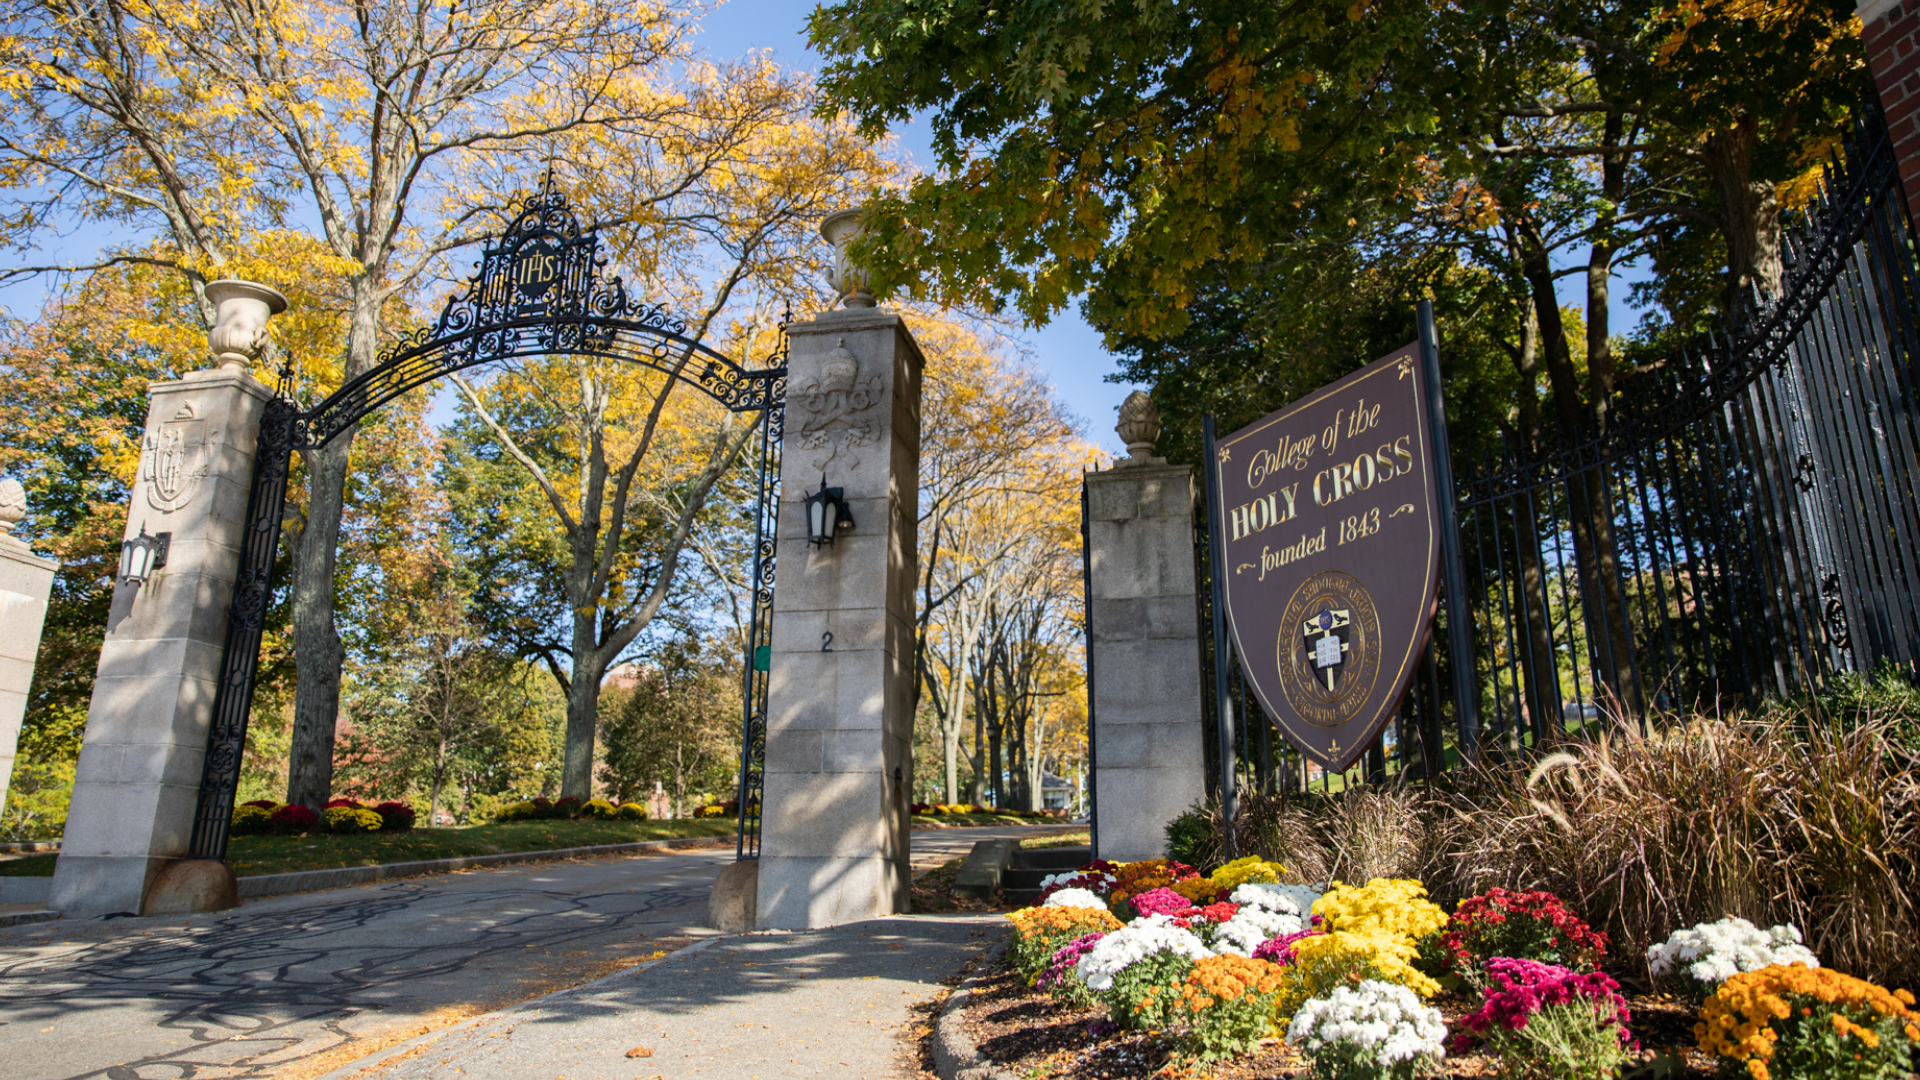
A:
1862 0 1920 224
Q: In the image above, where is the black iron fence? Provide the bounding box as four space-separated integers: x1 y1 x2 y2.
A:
1198 107 1920 797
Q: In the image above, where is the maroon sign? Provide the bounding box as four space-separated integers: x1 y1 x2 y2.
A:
1208 343 1441 772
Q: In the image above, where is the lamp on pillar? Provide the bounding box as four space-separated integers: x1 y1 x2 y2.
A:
804 476 854 546
118 525 171 586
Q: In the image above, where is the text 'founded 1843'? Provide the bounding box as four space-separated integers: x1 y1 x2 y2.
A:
1209 342 1442 773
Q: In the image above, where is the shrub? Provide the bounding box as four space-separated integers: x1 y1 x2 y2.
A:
242 799 278 810
1110 858 1200 908
270 804 320 833
1440 888 1608 976
1007 905 1123 978
493 800 537 822
1166 802 1219 870
1695 963 1920 1080
615 802 648 820
1451 958 1632 1080
1647 917 1817 1001
324 797 365 810
554 796 582 818
230 804 273 835
325 806 383 833
1161 955 1284 1061
1042 887 1109 910
579 798 618 819
373 801 416 831
1287 979 1448 1079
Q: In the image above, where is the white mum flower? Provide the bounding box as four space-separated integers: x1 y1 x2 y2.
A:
1288 980 1446 1066
1074 916 1211 991
1233 882 1324 917
1042 887 1110 911
1647 918 1818 988
1210 904 1306 957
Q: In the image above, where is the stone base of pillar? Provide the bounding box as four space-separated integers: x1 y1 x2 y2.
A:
0 513 57 820
142 858 238 914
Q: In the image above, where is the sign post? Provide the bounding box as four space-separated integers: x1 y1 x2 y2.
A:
1204 329 1446 775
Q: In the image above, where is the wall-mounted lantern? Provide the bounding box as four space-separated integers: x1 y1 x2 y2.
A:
805 475 854 546
119 525 171 586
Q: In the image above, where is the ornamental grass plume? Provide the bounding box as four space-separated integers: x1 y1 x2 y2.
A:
1433 704 1920 985
1695 963 1920 1080
1161 954 1285 1062
1007 905 1123 979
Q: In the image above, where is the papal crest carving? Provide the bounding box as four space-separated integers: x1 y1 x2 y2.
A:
797 336 884 469
144 402 216 513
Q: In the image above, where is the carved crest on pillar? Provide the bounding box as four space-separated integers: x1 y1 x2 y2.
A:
144 402 217 512
797 336 884 469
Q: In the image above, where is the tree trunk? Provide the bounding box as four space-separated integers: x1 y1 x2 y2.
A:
286 438 352 809
1703 113 1784 322
429 735 448 827
1516 218 1643 720
563 648 607 800
285 277 381 809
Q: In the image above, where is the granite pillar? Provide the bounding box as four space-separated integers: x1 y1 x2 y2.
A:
0 480 57 820
51 280 284 917
1084 393 1207 861
754 306 923 929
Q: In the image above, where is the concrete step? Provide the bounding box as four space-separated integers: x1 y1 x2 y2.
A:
1009 845 1090 872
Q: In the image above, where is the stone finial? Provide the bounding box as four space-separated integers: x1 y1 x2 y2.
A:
820 208 876 309
1115 390 1165 467
204 279 290 372
0 477 23 540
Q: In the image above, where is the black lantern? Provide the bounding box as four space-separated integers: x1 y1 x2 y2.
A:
119 525 171 585
804 475 854 546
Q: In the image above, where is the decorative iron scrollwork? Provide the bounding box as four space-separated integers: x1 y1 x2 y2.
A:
1822 571 1851 651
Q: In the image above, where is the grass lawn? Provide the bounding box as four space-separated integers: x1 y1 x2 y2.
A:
1019 830 1089 849
0 817 738 878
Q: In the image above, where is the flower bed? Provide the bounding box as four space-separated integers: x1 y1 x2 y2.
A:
952 854 1919 1079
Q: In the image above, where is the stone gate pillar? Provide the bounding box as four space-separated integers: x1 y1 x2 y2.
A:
1084 393 1207 861
754 248 923 929
0 479 58 819
50 280 286 917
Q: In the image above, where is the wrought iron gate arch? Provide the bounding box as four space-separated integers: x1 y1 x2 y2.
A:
189 177 784 863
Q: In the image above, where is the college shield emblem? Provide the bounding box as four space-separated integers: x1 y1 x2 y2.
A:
1209 344 1441 772
143 402 214 513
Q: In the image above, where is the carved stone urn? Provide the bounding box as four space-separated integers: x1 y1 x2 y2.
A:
0 476 24 544
204 279 290 371
820 208 876 309
1115 390 1165 466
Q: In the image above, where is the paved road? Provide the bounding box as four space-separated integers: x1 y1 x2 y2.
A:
0 827 1068 1080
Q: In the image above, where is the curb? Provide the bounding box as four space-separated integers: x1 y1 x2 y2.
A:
932 939 1015 1080
0 908 58 928
237 836 728 898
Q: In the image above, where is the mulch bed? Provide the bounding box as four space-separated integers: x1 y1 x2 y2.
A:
938 960 1722 1078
